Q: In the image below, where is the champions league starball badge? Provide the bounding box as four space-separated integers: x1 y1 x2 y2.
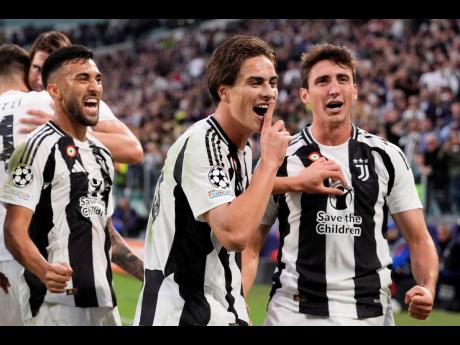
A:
208 166 230 189
11 164 33 188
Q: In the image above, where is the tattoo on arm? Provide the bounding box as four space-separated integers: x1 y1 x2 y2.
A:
109 225 144 282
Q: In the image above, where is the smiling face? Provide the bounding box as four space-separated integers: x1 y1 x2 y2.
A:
50 58 103 127
219 55 278 133
300 59 357 128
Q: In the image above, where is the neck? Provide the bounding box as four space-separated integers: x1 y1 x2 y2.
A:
0 76 29 95
311 119 352 146
213 105 252 150
53 108 88 142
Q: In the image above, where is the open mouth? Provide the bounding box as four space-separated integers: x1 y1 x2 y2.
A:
253 104 268 116
326 101 344 109
84 98 98 110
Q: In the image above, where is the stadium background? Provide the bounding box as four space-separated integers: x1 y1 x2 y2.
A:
2 18 460 325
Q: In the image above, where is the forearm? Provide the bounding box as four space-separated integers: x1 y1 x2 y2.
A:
273 176 300 194
409 238 439 297
91 131 143 164
225 161 278 238
109 227 144 282
5 228 48 281
242 248 260 298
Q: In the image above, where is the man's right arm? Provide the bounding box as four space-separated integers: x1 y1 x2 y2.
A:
202 101 290 252
4 204 72 293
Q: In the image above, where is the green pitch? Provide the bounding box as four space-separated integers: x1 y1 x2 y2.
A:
113 273 460 326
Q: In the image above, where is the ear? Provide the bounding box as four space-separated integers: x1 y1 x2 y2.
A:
353 83 358 101
218 85 229 103
47 83 62 101
299 87 309 104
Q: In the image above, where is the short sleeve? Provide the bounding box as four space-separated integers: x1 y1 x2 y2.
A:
0 141 46 212
180 132 235 221
386 148 423 214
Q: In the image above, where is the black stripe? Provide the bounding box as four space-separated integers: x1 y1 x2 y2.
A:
20 125 53 164
57 136 98 307
293 145 329 316
139 269 165 326
25 148 56 316
218 248 247 326
169 137 213 325
398 151 410 170
104 225 117 306
371 147 395 196
349 139 383 318
208 116 238 152
205 128 214 166
302 126 313 144
210 131 220 166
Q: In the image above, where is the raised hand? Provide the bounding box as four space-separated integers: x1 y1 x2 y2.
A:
405 285 434 320
297 157 348 195
259 100 292 169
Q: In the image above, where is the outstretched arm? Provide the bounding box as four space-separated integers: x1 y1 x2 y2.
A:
392 208 439 320
21 109 144 164
108 218 144 282
92 119 144 164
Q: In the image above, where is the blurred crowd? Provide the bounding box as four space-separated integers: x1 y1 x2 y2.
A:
3 18 460 228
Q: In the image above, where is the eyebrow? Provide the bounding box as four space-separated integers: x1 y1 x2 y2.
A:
75 72 102 79
314 73 350 83
247 76 279 83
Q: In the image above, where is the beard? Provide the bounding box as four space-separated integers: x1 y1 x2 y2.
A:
65 97 99 127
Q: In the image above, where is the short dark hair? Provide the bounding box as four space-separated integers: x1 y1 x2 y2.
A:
301 43 357 89
42 45 93 88
0 44 30 78
207 35 277 103
29 31 71 62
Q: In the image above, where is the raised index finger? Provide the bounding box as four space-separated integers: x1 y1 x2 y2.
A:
262 100 276 132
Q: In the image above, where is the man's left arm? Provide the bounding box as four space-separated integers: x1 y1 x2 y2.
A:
107 218 144 282
392 209 439 320
92 119 144 164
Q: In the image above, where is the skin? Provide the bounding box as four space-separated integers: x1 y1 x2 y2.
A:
243 58 439 321
4 58 144 293
22 49 143 164
202 55 292 251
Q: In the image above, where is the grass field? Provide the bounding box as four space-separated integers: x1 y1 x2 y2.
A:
113 273 460 326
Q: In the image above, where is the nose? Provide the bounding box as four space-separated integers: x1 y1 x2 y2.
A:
261 82 277 101
328 80 340 96
37 75 44 91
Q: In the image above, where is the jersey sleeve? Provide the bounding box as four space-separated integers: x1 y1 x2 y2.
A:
0 140 46 212
98 100 116 121
180 131 235 221
386 148 423 214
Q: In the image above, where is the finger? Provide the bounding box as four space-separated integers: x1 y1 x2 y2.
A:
262 100 276 132
26 109 52 118
48 281 69 290
318 186 346 196
48 286 66 294
410 295 433 307
19 117 44 126
60 262 73 277
272 119 285 132
19 127 35 134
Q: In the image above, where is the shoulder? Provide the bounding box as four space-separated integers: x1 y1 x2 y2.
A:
286 131 307 156
355 127 403 156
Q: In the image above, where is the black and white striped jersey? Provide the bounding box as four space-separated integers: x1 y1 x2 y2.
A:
0 121 116 317
262 124 422 319
0 91 55 262
134 115 251 326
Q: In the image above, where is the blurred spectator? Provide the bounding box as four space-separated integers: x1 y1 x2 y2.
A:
439 131 460 212
435 223 460 311
112 197 147 238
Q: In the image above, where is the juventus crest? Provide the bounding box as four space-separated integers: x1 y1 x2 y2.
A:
353 158 369 181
